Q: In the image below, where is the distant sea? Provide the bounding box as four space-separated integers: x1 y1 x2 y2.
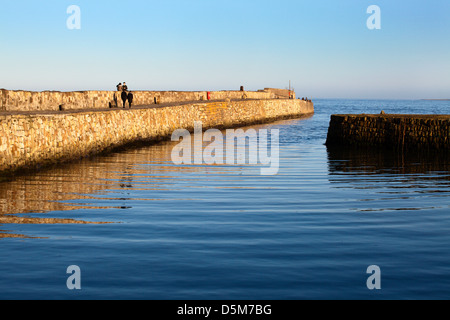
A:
0 99 449 300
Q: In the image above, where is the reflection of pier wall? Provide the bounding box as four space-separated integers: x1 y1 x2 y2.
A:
0 142 200 238
327 146 450 175
0 99 314 175
326 114 450 150
0 143 172 215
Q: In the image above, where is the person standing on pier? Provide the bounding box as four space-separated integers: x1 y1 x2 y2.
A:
127 91 134 108
121 90 128 108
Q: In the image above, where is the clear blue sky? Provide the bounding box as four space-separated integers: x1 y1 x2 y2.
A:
1 0 449 99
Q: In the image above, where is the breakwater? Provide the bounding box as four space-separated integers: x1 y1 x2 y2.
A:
0 98 313 175
326 114 450 150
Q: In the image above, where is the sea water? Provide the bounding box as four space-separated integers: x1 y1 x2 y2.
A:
0 99 449 300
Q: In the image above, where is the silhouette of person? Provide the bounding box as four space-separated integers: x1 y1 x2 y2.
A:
123 82 128 92
127 91 134 108
121 91 128 108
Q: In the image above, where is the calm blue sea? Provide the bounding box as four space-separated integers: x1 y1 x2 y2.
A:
0 99 449 300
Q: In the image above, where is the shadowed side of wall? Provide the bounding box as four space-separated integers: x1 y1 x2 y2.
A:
326 114 450 150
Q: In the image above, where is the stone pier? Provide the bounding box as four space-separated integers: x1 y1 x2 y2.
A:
326 114 450 150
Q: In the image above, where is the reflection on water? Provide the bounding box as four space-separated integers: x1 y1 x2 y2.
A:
0 140 188 238
327 147 450 175
327 146 450 212
0 216 109 239
0 122 278 238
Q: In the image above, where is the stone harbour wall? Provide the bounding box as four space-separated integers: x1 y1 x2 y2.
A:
326 114 450 150
0 99 314 175
0 89 293 112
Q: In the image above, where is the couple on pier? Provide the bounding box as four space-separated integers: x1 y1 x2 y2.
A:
115 82 134 108
116 82 128 92
120 90 133 108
